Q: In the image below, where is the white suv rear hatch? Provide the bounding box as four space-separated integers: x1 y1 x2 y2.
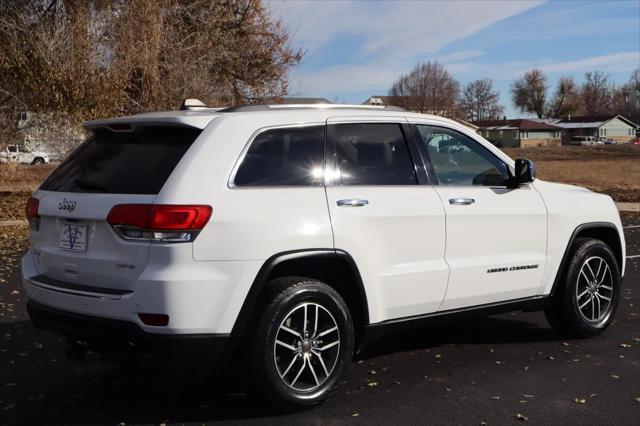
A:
28 125 202 294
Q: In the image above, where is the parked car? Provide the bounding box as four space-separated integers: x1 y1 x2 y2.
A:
597 137 616 145
570 136 599 146
22 103 626 410
1 144 50 164
630 138 640 145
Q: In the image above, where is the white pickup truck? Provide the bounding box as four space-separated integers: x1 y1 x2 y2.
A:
0 145 50 164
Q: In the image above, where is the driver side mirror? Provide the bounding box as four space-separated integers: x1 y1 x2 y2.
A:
509 159 536 188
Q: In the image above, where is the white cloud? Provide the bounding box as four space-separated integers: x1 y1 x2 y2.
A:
291 64 404 95
436 50 486 63
446 52 640 79
537 52 640 74
270 0 545 59
268 0 546 96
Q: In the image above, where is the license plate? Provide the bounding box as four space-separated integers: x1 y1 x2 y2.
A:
59 223 87 252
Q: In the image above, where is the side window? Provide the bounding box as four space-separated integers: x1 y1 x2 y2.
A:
8 146 17 153
331 123 417 185
233 125 325 187
417 125 509 186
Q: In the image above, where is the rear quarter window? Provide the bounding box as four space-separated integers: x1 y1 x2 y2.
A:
40 126 201 194
232 125 325 187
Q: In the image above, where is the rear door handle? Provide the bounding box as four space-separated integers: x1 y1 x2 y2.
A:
449 197 475 206
337 199 369 207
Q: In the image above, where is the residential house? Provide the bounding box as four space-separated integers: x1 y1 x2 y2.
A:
473 119 562 148
550 115 638 144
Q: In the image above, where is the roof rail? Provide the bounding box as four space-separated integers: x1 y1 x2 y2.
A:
217 104 406 113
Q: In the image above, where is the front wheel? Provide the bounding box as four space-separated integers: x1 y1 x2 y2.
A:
31 157 45 165
545 238 621 338
249 277 354 411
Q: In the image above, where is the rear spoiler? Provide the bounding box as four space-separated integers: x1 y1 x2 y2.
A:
84 113 219 131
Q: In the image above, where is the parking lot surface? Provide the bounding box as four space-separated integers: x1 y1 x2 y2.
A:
0 221 638 425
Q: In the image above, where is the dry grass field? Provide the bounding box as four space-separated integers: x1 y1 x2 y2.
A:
0 163 56 193
503 144 640 202
0 144 638 221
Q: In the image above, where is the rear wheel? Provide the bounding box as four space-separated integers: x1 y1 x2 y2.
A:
545 238 620 338
249 277 354 411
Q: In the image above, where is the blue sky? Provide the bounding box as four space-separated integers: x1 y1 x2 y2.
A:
269 0 640 117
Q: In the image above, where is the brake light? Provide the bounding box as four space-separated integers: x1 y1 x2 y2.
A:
25 197 40 231
107 204 212 243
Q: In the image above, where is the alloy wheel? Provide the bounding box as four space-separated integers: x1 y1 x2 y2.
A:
575 256 614 323
273 302 341 391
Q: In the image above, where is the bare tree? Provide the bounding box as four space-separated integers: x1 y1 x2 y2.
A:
459 78 504 121
388 61 460 116
511 69 548 118
581 71 612 115
547 77 582 118
611 68 640 124
0 0 302 119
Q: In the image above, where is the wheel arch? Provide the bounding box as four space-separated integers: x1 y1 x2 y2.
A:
229 249 370 352
550 222 624 297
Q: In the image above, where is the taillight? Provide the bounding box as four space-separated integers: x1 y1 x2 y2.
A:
25 197 40 231
107 204 212 243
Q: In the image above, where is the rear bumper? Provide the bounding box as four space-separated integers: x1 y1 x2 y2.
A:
27 300 231 363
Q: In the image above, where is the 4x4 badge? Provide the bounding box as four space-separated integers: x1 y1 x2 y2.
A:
58 198 76 212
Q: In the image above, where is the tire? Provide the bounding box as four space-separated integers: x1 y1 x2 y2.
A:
32 157 45 165
248 276 354 411
545 238 620 338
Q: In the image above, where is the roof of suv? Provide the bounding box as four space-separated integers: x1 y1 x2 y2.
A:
83 104 460 131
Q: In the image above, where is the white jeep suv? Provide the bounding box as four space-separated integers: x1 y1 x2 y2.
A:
22 104 625 410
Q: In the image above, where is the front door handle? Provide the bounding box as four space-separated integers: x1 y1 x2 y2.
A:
449 197 475 206
337 199 369 207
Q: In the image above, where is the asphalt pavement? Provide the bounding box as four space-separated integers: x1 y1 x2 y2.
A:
0 222 638 425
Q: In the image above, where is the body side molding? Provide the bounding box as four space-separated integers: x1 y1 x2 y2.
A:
364 295 550 345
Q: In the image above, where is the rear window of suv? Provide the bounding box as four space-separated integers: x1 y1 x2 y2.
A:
40 126 201 194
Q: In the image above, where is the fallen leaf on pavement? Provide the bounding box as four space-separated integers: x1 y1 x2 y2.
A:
515 413 528 422
574 398 586 404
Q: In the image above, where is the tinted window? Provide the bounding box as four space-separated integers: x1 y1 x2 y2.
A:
417 125 509 186
233 126 325 187
41 126 201 194
8 146 17 152
332 123 417 185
